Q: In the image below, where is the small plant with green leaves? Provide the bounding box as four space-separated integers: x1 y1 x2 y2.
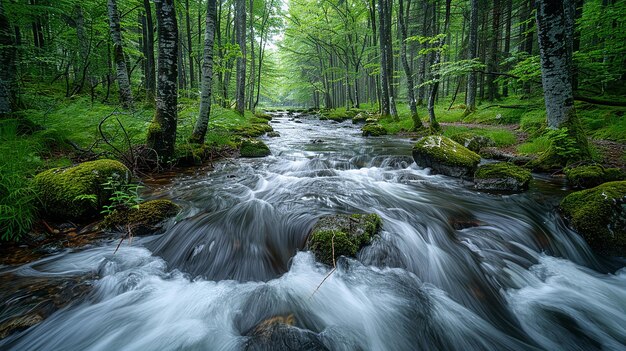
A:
545 128 580 159
101 176 143 216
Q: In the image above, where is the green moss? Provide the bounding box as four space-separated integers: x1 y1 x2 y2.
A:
413 136 481 169
308 213 382 266
175 143 209 166
352 113 368 124
240 139 271 157
475 162 532 183
361 123 387 137
101 199 180 235
564 164 625 188
560 181 626 255
33 159 130 220
254 112 272 121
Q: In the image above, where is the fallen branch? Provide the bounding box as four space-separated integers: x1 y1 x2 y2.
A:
482 104 528 110
574 95 626 107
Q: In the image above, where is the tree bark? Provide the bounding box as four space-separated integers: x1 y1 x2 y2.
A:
399 0 422 129
190 0 217 144
464 0 479 115
235 0 246 114
486 0 500 101
147 0 178 159
142 0 156 100
185 0 195 89
248 0 255 110
427 0 451 131
0 0 16 116
107 0 133 108
377 0 390 116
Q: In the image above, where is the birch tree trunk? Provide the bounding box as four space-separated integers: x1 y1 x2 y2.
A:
235 0 246 115
190 0 216 144
535 0 589 159
464 0 479 115
0 0 16 116
147 0 178 159
107 0 133 108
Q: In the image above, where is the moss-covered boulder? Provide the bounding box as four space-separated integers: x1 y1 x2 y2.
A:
564 164 625 189
352 113 368 124
101 199 180 236
306 213 381 266
254 112 272 121
33 159 130 220
560 181 626 256
267 131 281 138
450 133 496 153
474 162 532 192
412 136 481 178
361 123 387 137
240 139 271 157
234 123 274 137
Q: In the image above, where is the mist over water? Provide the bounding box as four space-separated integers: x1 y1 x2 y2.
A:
1 112 625 350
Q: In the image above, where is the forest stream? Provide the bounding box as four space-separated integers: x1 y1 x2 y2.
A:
1 112 626 351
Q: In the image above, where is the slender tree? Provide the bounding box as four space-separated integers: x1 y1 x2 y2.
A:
464 0 479 115
107 0 133 108
143 0 156 100
427 0 451 131
235 0 246 114
535 0 589 158
377 0 390 116
398 0 422 130
0 0 16 116
190 0 217 144
147 0 178 159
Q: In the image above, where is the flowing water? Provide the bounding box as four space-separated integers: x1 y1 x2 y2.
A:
1 112 626 350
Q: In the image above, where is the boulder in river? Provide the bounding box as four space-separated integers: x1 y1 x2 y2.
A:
564 164 625 189
352 113 368 124
361 123 387 137
412 135 480 178
101 199 180 235
243 316 328 351
307 213 382 266
33 159 130 220
474 162 532 192
240 139 271 157
560 181 626 256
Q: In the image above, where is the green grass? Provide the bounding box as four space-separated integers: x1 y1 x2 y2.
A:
443 126 517 147
517 135 551 155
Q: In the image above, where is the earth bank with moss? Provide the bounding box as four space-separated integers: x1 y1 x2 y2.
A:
474 162 532 192
101 199 180 236
33 159 130 220
560 181 626 256
306 213 382 266
412 136 481 178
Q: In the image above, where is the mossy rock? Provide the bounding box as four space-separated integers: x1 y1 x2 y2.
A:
361 123 387 137
560 181 626 256
352 113 368 124
365 117 379 124
412 136 481 178
254 112 272 121
450 133 496 153
474 162 532 192
267 131 281 138
101 199 180 236
307 213 382 266
175 143 209 166
564 164 625 189
240 139 271 158
234 123 274 137
33 159 130 220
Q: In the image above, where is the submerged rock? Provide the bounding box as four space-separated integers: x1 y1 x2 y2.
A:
240 139 271 158
33 159 130 220
307 213 382 266
243 317 328 351
474 162 532 192
101 199 180 235
564 164 625 189
560 181 626 256
412 136 480 178
361 123 387 137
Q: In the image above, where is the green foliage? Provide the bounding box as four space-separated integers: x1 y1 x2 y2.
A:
544 128 580 159
444 126 516 147
101 176 142 216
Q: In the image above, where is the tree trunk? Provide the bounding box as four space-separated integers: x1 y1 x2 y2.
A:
248 0 255 110
235 0 246 114
0 0 16 116
464 0 479 115
501 0 512 97
535 0 589 158
399 0 422 129
377 0 390 116
147 0 178 159
107 0 133 108
427 0 451 131
486 0 500 101
142 0 156 100
185 0 195 89
190 0 216 144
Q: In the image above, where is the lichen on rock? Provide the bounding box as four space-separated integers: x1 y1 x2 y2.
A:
560 181 626 256
240 139 271 157
307 213 382 266
412 135 481 178
33 159 130 220
474 162 532 192
101 199 180 236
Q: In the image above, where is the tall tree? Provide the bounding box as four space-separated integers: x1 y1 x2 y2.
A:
190 0 217 144
426 0 451 131
377 0 390 116
143 0 156 99
535 0 589 158
185 0 195 89
235 0 246 114
0 0 16 116
398 0 422 130
147 0 178 159
107 0 133 108
464 0 479 115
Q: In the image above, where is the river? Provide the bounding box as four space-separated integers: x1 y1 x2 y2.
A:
1 112 625 350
